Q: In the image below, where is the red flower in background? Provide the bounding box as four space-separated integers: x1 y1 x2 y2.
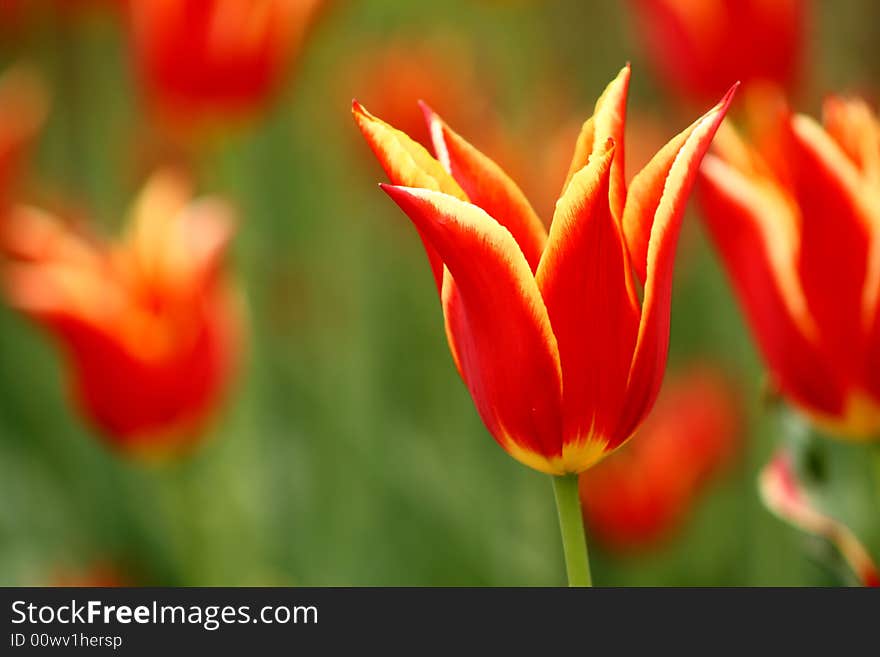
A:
345 38 501 152
126 0 323 124
579 367 741 551
0 170 242 454
0 68 47 208
759 448 879 586
699 93 880 440
353 66 735 474
627 0 806 103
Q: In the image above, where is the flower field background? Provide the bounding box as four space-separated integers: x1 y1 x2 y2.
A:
1 0 879 586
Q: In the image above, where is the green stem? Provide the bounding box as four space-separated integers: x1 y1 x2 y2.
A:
552 474 592 587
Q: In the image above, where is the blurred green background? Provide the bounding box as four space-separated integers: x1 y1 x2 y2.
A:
1 0 879 586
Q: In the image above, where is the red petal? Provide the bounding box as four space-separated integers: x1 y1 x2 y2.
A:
562 65 630 223
352 100 466 292
619 86 736 440
380 185 565 473
421 102 548 271
698 155 845 416
790 114 873 385
536 143 639 465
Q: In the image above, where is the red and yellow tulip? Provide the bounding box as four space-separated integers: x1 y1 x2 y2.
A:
580 367 741 551
126 0 323 124
627 0 806 103
353 66 735 474
699 94 880 440
0 169 242 454
759 448 879 586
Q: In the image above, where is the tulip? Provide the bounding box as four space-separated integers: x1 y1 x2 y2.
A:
759 448 879 586
698 95 880 441
627 0 806 103
580 367 741 551
0 68 47 207
345 38 500 152
353 65 735 585
126 0 323 124
0 169 242 455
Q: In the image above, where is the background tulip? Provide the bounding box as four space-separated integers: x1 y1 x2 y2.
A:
126 0 324 125
580 367 741 551
0 170 242 454
760 448 879 586
699 94 880 441
626 0 806 104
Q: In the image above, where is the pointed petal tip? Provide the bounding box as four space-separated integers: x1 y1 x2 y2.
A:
417 99 441 129
718 82 740 110
379 182 419 202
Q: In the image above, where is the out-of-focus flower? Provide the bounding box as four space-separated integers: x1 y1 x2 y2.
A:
579 367 741 551
126 0 324 125
0 169 242 455
0 68 47 207
345 38 500 152
627 0 806 103
759 448 879 586
353 66 736 474
699 93 880 441
53 563 129 587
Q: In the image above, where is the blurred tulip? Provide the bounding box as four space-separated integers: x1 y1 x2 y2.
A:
54 563 129 587
759 448 879 586
126 0 323 125
353 66 735 475
699 93 880 441
346 38 500 151
579 367 741 551
0 169 242 454
627 0 806 103
0 68 47 207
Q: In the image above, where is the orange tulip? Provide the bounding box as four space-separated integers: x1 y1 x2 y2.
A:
627 0 806 103
0 169 242 454
353 66 735 475
126 0 323 124
579 367 741 551
0 68 47 208
759 448 879 586
699 94 880 440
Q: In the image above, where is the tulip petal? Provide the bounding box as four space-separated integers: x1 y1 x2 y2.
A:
619 87 736 440
562 65 630 222
536 144 638 465
421 102 548 271
759 449 880 587
822 97 880 185
698 155 845 416
380 184 565 473
623 84 738 284
790 114 874 381
352 100 466 292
